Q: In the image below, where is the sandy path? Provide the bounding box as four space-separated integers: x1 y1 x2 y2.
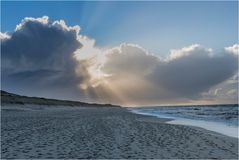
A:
1 105 238 159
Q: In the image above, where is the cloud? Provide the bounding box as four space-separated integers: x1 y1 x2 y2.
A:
1 16 238 105
149 45 237 96
201 74 238 104
1 16 90 100
225 44 239 57
2 16 81 72
88 43 238 105
0 32 10 40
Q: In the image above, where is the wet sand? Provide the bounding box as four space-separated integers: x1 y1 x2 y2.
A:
1 104 238 159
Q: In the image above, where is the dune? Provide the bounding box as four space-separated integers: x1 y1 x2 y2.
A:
1 90 120 107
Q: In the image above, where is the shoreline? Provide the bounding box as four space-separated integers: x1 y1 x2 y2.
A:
129 108 239 139
2 104 238 159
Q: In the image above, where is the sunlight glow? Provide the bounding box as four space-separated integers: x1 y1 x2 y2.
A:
73 35 111 89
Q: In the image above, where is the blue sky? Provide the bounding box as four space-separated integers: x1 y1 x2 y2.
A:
1 1 238 56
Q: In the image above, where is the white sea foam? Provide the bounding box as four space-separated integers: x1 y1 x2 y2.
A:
167 118 238 138
129 108 239 139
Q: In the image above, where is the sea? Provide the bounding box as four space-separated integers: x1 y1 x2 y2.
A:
129 104 238 138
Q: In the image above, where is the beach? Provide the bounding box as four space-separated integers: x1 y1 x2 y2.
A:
1 104 238 159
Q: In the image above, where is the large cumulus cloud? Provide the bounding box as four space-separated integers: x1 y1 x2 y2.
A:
149 44 238 97
2 16 81 71
1 16 89 100
1 16 238 105
95 44 238 105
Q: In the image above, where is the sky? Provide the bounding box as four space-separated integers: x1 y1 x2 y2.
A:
2 1 238 55
1 1 238 106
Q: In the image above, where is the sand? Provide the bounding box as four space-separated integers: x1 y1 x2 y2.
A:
1 104 238 159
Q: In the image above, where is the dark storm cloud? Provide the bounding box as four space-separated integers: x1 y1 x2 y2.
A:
8 69 60 80
1 16 90 100
1 16 81 71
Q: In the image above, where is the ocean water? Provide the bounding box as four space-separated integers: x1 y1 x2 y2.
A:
130 104 239 138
